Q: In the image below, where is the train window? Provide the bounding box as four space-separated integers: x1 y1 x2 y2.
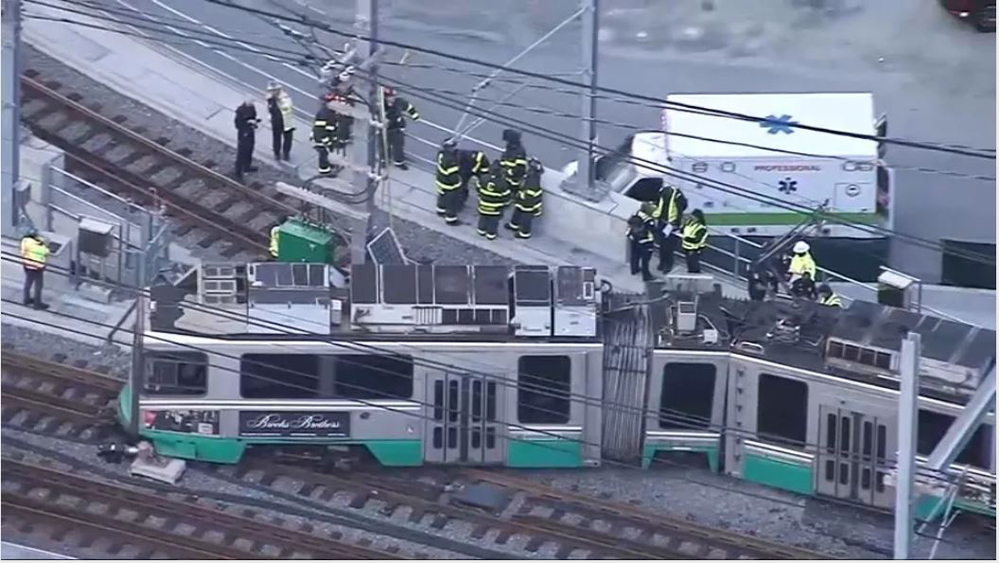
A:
518 356 571 424
756 373 808 448
240 354 319 398
145 352 207 396
332 355 413 399
658 363 716 430
917 410 992 469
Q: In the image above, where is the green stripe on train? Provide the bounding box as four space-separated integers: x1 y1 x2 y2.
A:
141 430 423 466
742 453 814 496
507 437 584 468
705 212 882 226
642 444 720 472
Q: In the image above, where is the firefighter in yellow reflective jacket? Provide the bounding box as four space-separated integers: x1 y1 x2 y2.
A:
817 284 843 307
651 184 687 273
627 204 657 282
382 87 419 169
500 129 528 191
311 100 340 175
435 139 463 225
681 209 709 273
457 148 490 211
20 229 50 309
477 161 511 240
505 158 543 239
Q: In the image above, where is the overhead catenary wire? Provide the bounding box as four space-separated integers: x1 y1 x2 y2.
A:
24 1 997 185
18 10 1000 279
11 1 996 540
20 10 998 268
347 68 998 266
0 290 986 539
201 0 997 160
0 250 987 489
1 284 986 528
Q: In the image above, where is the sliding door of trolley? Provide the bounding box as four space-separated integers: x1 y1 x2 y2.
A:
817 405 895 508
425 371 505 464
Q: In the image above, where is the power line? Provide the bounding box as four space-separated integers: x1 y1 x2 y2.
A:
23 7 995 274
2 265 987 535
2 292 982 529
19 9 999 268
202 0 997 160
27 2 996 185
350 68 998 266
1 251 986 488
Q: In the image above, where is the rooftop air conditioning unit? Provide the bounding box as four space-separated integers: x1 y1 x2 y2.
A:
512 265 552 337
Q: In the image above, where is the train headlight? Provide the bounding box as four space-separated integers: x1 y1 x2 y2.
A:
842 161 858 172
720 162 735 172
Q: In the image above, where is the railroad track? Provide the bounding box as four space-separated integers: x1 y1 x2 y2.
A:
464 469 827 560
1 456 404 559
241 457 826 559
1 349 123 438
19 71 312 261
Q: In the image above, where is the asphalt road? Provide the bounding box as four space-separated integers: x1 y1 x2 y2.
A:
89 0 995 282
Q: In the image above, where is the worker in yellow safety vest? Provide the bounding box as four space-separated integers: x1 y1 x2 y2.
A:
681 210 709 273
817 284 843 307
20 229 51 310
788 240 818 283
269 216 289 260
651 184 687 273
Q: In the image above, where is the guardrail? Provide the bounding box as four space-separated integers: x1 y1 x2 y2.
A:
394 127 971 325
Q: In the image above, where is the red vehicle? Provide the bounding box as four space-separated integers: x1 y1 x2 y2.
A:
940 0 996 31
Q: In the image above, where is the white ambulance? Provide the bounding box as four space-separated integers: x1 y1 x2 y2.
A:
597 92 891 239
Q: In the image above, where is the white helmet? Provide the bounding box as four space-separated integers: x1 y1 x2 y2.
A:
793 241 810 254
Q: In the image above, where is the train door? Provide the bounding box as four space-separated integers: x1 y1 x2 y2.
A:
425 371 505 464
816 405 895 508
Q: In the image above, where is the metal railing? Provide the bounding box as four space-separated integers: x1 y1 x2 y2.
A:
392 128 971 325
41 164 172 292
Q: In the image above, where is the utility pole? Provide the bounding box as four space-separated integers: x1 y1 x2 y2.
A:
347 0 377 265
894 331 921 560
2 0 23 235
128 251 146 439
577 0 599 200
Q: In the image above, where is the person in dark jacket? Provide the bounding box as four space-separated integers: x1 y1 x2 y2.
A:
500 129 528 191
506 157 543 239
234 99 260 180
382 86 419 169
627 207 657 282
266 81 295 161
791 272 818 300
457 148 490 211
747 267 778 302
651 184 687 273
477 161 511 240
312 100 340 175
435 139 463 225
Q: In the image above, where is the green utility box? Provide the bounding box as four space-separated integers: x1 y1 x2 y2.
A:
276 219 336 264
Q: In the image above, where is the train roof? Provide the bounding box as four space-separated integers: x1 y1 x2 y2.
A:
148 263 994 406
647 283 995 405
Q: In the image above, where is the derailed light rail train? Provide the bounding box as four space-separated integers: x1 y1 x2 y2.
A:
122 262 996 520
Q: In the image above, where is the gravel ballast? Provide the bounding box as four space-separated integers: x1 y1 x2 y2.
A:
2 322 996 559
